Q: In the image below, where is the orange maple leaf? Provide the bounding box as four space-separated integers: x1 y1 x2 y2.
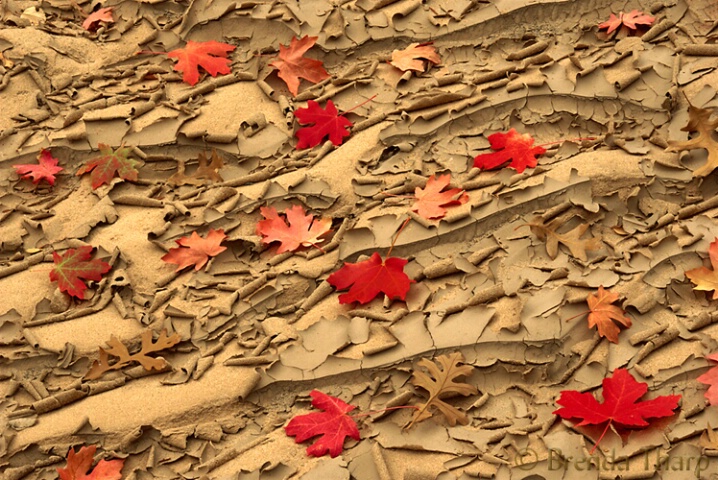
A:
166 40 236 86
82 7 113 31
161 229 227 272
598 10 655 35
412 174 468 220
390 43 441 72
270 36 330 96
256 205 332 254
686 237 718 299
57 445 124 480
585 286 632 343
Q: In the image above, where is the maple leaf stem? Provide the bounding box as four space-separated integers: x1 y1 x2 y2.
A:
387 217 411 258
343 94 378 115
590 420 612 455
351 405 420 418
135 50 167 56
536 137 597 148
563 310 590 322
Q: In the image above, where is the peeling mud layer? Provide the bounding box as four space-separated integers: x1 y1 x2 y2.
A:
3 0 718 478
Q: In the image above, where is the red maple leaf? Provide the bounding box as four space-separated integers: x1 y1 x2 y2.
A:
58 445 124 480
327 252 413 304
166 40 236 86
76 144 139 189
685 237 718 299
270 36 330 96
294 100 353 150
473 129 546 173
82 7 114 31
412 174 468 220
50 246 112 300
554 368 680 453
285 390 361 458
256 205 332 254
598 10 655 35
697 353 718 406
161 229 227 272
13 149 63 185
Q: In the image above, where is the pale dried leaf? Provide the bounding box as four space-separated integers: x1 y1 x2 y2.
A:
85 329 181 380
525 216 601 261
408 352 477 428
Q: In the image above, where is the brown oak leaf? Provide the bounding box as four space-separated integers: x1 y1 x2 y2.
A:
407 352 477 428
524 216 601 261
666 105 718 177
167 149 224 186
85 329 181 380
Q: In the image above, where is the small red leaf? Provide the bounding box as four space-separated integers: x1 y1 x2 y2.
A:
50 246 112 300
270 36 330 96
472 129 546 173
82 7 114 31
327 252 413 304
13 149 63 185
412 174 468 220
166 40 236 86
294 100 352 149
554 368 680 451
598 10 655 34
285 390 360 457
57 445 124 480
256 205 332 253
76 144 139 189
161 229 227 272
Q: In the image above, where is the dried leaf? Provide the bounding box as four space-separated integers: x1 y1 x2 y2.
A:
13 148 63 185
585 286 632 343
408 352 478 428
700 422 718 450
598 10 655 34
327 252 413 304
166 40 236 86
76 144 139 189
57 445 123 480
524 216 601 261
285 390 360 457
666 106 718 177
270 36 330 97
294 100 352 150
411 174 468 220
85 329 182 380
697 352 718 405
167 149 224 186
472 129 546 173
554 368 681 452
50 246 112 300
686 237 718 299
390 43 440 72
256 204 332 253
161 229 227 272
